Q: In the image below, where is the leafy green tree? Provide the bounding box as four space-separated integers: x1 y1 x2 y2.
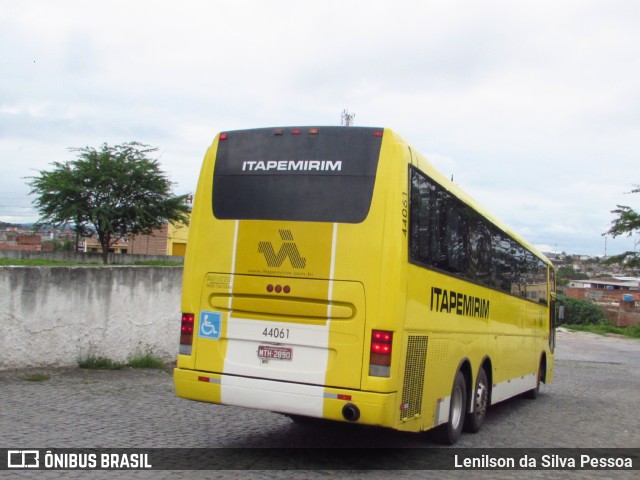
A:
556 265 589 286
27 142 190 264
605 185 640 267
557 297 607 326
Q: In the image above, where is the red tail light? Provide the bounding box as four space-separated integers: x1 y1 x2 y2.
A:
369 330 393 377
179 313 195 355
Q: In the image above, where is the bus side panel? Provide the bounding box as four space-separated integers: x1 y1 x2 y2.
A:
178 141 226 372
354 134 412 398
403 264 544 428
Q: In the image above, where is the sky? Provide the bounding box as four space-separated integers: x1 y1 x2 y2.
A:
1 0 639 257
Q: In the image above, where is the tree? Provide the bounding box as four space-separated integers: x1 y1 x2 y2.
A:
556 266 588 286
556 297 607 326
605 185 640 268
27 142 191 264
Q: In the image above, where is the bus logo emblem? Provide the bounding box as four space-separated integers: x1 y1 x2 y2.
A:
258 230 307 269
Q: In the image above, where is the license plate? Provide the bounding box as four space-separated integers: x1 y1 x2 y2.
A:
258 346 292 361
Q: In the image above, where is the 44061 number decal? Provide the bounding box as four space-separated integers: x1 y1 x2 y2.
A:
262 327 290 339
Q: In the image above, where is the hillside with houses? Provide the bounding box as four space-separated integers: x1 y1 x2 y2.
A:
547 252 639 327
0 222 187 256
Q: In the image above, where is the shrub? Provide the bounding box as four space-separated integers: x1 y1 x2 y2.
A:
77 352 124 370
128 346 166 369
557 296 607 326
625 323 640 338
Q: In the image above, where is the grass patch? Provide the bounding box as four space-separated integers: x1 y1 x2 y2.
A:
0 258 85 266
563 323 640 339
131 260 183 266
128 348 166 369
77 345 168 371
21 372 51 381
78 353 124 370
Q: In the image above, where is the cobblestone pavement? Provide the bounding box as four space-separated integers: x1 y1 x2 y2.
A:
1 330 638 479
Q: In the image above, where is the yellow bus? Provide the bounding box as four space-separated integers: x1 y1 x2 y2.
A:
174 126 556 444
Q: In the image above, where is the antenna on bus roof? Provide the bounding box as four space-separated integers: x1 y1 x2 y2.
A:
341 109 355 127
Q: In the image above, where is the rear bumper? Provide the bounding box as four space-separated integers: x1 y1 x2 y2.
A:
174 368 396 427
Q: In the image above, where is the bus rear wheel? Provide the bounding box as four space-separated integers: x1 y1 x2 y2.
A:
433 370 467 445
464 368 489 433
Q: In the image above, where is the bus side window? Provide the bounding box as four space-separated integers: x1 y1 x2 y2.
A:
469 221 491 284
445 206 469 274
409 165 549 302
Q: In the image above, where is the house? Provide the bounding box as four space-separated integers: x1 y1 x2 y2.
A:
566 278 640 291
564 277 640 327
128 222 189 257
80 237 128 254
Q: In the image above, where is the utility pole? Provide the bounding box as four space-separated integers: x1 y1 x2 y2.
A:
341 109 355 126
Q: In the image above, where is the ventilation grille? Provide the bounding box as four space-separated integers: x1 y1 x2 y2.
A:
401 335 428 420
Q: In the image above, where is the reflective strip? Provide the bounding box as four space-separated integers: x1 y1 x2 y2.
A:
326 223 338 318
228 220 240 310
324 392 352 401
197 376 221 384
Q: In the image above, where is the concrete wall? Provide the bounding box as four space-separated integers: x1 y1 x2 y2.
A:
0 250 184 265
0 266 183 369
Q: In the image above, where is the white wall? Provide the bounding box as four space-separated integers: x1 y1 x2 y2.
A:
0 266 183 369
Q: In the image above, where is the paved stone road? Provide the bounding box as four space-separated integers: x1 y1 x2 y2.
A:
1 330 638 479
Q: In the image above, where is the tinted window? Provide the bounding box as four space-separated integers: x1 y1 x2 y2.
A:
212 127 383 223
409 167 548 302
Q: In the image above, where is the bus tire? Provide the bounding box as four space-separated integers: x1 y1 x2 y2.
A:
464 367 489 433
433 370 467 445
523 358 544 400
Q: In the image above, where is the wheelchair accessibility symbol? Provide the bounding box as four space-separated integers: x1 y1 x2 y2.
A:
199 311 221 339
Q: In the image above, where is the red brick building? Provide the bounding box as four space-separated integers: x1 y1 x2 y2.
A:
128 222 188 257
564 279 640 327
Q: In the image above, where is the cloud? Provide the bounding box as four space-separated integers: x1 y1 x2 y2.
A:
1 0 640 256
